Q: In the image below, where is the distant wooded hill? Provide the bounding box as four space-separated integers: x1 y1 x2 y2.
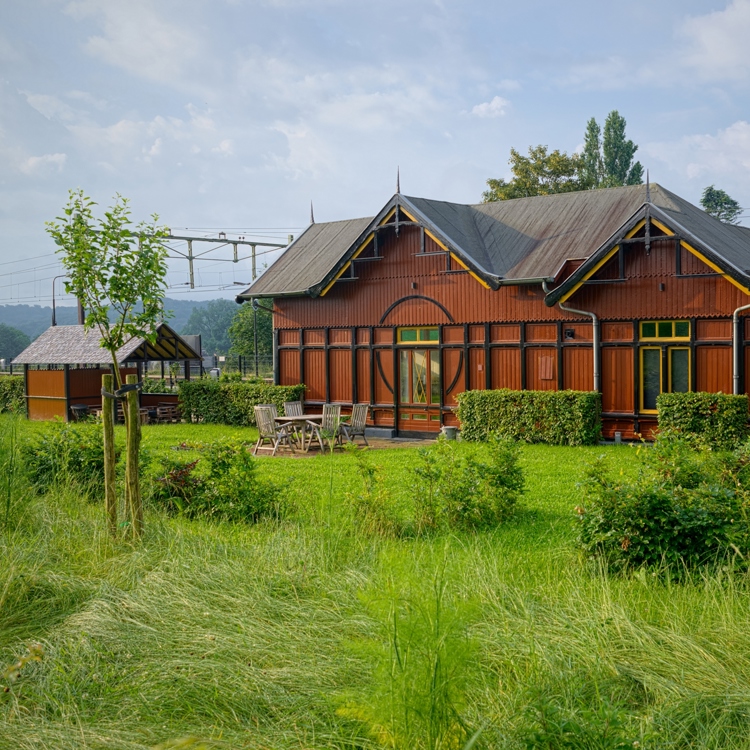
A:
0 298 227 341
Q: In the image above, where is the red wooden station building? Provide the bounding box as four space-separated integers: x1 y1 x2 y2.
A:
238 184 750 438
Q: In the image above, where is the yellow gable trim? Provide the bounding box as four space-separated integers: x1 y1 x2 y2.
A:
558 220 646 304
319 233 375 297
651 218 750 296
560 215 750 302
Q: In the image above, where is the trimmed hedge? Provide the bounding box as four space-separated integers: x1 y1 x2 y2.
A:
657 392 749 449
178 378 306 426
0 375 24 415
456 389 601 445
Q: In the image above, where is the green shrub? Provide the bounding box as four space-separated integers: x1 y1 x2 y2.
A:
347 437 524 537
578 433 750 571
148 456 201 515
20 421 110 495
346 446 404 537
440 435 524 529
0 376 24 415
520 694 645 749
657 391 748 449
457 389 601 445
148 439 282 523
141 378 173 394
178 379 305 426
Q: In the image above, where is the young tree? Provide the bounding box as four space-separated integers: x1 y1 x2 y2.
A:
701 185 743 224
482 145 581 202
46 189 169 539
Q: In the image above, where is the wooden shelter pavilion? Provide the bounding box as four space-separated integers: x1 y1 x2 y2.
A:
237 183 750 439
12 323 201 421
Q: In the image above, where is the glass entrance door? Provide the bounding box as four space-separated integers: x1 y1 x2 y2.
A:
398 348 441 432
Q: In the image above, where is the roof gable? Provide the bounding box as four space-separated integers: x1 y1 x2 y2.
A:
546 188 750 306
238 184 750 301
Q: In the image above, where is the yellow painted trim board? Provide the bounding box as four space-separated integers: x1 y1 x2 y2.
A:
651 217 750 296
319 231 377 296
559 220 646 304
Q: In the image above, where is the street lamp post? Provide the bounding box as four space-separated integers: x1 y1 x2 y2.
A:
51 275 67 326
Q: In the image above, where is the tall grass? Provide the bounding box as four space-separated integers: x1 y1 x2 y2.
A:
3 418 750 748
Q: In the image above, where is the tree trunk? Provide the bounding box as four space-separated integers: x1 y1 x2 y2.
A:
125 374 143 539
102 373 117 536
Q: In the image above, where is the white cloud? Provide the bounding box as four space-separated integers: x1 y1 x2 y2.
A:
470 96 510 118
23 93 79 122
64 0 206 87
19 152 67 175
678 0 750 83
644 120 750 182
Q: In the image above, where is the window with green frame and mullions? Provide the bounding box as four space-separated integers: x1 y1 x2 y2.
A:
640 346 691 412
640 320 690 341
397 327 439 344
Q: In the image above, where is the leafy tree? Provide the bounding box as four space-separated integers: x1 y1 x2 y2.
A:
482 146 581 201
701 185 743 224
46 189 169 539
182 299 236 354
0 324 30 361
229 303 273 358
601 110 643 187
483 111 643 202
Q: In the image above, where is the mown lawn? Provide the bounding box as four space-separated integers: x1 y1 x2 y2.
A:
2 417 750 749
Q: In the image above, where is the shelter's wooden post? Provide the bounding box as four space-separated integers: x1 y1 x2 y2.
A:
125 374 143 539
23 365 29 419
102 373 117 537
63 364 70 421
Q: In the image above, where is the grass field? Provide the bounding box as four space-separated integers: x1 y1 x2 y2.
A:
2 417 750 749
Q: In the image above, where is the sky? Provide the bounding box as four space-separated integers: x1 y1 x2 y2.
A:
1 0 749 307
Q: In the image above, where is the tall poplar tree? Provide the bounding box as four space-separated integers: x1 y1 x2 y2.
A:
483 111 643 202
601 110 643 187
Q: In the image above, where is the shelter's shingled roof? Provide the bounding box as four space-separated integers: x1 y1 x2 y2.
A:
238 184 750 301
12 323 201 365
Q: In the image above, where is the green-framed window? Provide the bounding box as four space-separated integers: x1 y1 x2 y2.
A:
640 346 691 413
639 320 690 341
397 327 439 344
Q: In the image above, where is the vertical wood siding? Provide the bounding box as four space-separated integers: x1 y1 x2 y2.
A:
695 346 732 394
278 349 300 386
270 218 750 437
525 348 557 391
303 349 325 401
328 349 352 403
563 347 593 391
490 348 521 390
601 348 634 413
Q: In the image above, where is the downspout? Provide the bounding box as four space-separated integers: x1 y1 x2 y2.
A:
733 302 750 394
543 282 600 392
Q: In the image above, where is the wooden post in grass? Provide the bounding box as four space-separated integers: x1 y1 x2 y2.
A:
125 374 143 539
102 373 117 536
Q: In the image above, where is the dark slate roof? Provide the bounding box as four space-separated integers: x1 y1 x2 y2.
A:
242 217 373 297
238 184 750 299
13 323 201 365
